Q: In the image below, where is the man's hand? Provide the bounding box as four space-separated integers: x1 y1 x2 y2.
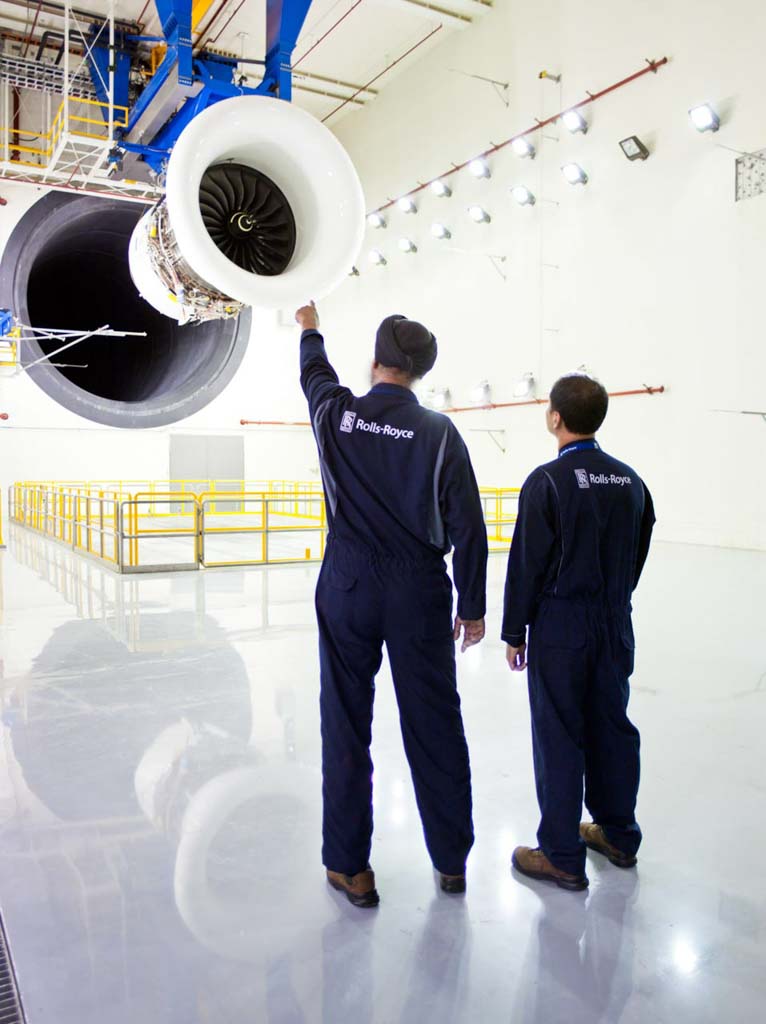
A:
453 617 485 653
506 643 527 671
295 301 319 331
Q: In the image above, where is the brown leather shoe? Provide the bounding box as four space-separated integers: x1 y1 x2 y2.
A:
439 873 466 895
580 823 637 868
512 846 588 891
326 866 380 908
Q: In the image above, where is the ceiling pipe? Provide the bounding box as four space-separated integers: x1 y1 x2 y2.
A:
292 0 365 70
322 23 443 122
374 57 669 211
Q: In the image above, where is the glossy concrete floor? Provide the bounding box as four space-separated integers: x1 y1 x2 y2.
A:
0 528 764 1024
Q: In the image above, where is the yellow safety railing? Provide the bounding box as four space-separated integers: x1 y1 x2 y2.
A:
0 97 130 168
10 481 519 573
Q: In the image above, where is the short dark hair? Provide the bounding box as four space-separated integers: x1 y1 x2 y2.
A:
549 374 609 434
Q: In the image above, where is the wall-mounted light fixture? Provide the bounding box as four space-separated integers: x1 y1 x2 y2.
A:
619 135 650 161
367 212 386 229
468 157 491 179
368 249 387 266
468 205 491 223
513 372 536 398
561 162 588 185
431 223 451 239
398 238 417 253
511 185 536 206
398 196 417 213
426 387 452 410
689 104 720 133
430 179 452 197
511 136 536 159
470 380 492 405
562 109 588 134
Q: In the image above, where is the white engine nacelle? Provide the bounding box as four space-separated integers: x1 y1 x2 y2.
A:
128 96 365 323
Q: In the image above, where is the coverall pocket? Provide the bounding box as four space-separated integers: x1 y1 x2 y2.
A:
325 566 357 591
418 577 454 640
536 601 586 649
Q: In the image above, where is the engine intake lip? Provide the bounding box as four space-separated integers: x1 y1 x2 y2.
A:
0 191 251 429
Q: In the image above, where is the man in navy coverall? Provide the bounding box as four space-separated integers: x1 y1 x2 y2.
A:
503 374 655 891
295 301 488 907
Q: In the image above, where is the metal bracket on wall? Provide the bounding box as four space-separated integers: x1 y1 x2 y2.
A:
734 147 766 202
469 428 507 453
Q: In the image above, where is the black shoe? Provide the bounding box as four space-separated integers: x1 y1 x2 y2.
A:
439 873 466 894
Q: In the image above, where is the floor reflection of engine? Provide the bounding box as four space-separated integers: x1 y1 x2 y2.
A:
12 615 252 819
10 609 323 967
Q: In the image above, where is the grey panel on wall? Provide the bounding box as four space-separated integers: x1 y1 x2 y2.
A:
169 435 245 511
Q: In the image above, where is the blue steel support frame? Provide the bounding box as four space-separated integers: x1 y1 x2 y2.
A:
113 0 313 176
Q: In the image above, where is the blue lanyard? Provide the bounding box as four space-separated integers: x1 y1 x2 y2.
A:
558 439 600 458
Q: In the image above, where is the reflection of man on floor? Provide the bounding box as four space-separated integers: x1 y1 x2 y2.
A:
503 374 655 891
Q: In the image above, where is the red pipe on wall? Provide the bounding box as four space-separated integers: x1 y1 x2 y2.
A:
374 57 669 212
239 386 665 427
444 385 665 414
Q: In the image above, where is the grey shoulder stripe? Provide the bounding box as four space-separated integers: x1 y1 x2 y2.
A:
541 469 565 594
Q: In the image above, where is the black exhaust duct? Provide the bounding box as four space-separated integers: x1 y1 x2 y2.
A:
0 192 250 428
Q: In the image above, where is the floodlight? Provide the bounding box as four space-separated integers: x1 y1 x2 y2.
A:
511 136 536 159
511 185 536 206
398 238 417 253
397 196 417 213
619 135 649 161
367 212 386 229
513 372 535 398
368 249 386 266
470 380 492 405
431 223 451 239
430 179 452 197
427 387 452 410
689 104 719 133
468 205 491 223
562 109 588 134
561 162 588 185
468 158 491 178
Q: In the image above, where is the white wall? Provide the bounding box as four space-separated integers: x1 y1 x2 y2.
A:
2 0 765 551
322 0 766 550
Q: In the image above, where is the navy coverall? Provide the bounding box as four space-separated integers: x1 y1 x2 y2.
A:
502 440 655 875
300 329 488 877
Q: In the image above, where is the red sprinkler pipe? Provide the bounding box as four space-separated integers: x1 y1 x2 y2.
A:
374 57 669 212
444 385 666 414
238 387 664 426
240 418 311 426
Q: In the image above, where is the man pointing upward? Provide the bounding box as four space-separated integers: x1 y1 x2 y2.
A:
296 301 488 907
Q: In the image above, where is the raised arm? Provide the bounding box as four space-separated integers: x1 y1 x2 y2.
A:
296 302 352 421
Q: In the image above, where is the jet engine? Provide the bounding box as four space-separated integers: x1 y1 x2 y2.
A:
128 95 365 324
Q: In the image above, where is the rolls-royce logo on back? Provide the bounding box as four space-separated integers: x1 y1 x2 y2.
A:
575 468 590 489
340 411 356 433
